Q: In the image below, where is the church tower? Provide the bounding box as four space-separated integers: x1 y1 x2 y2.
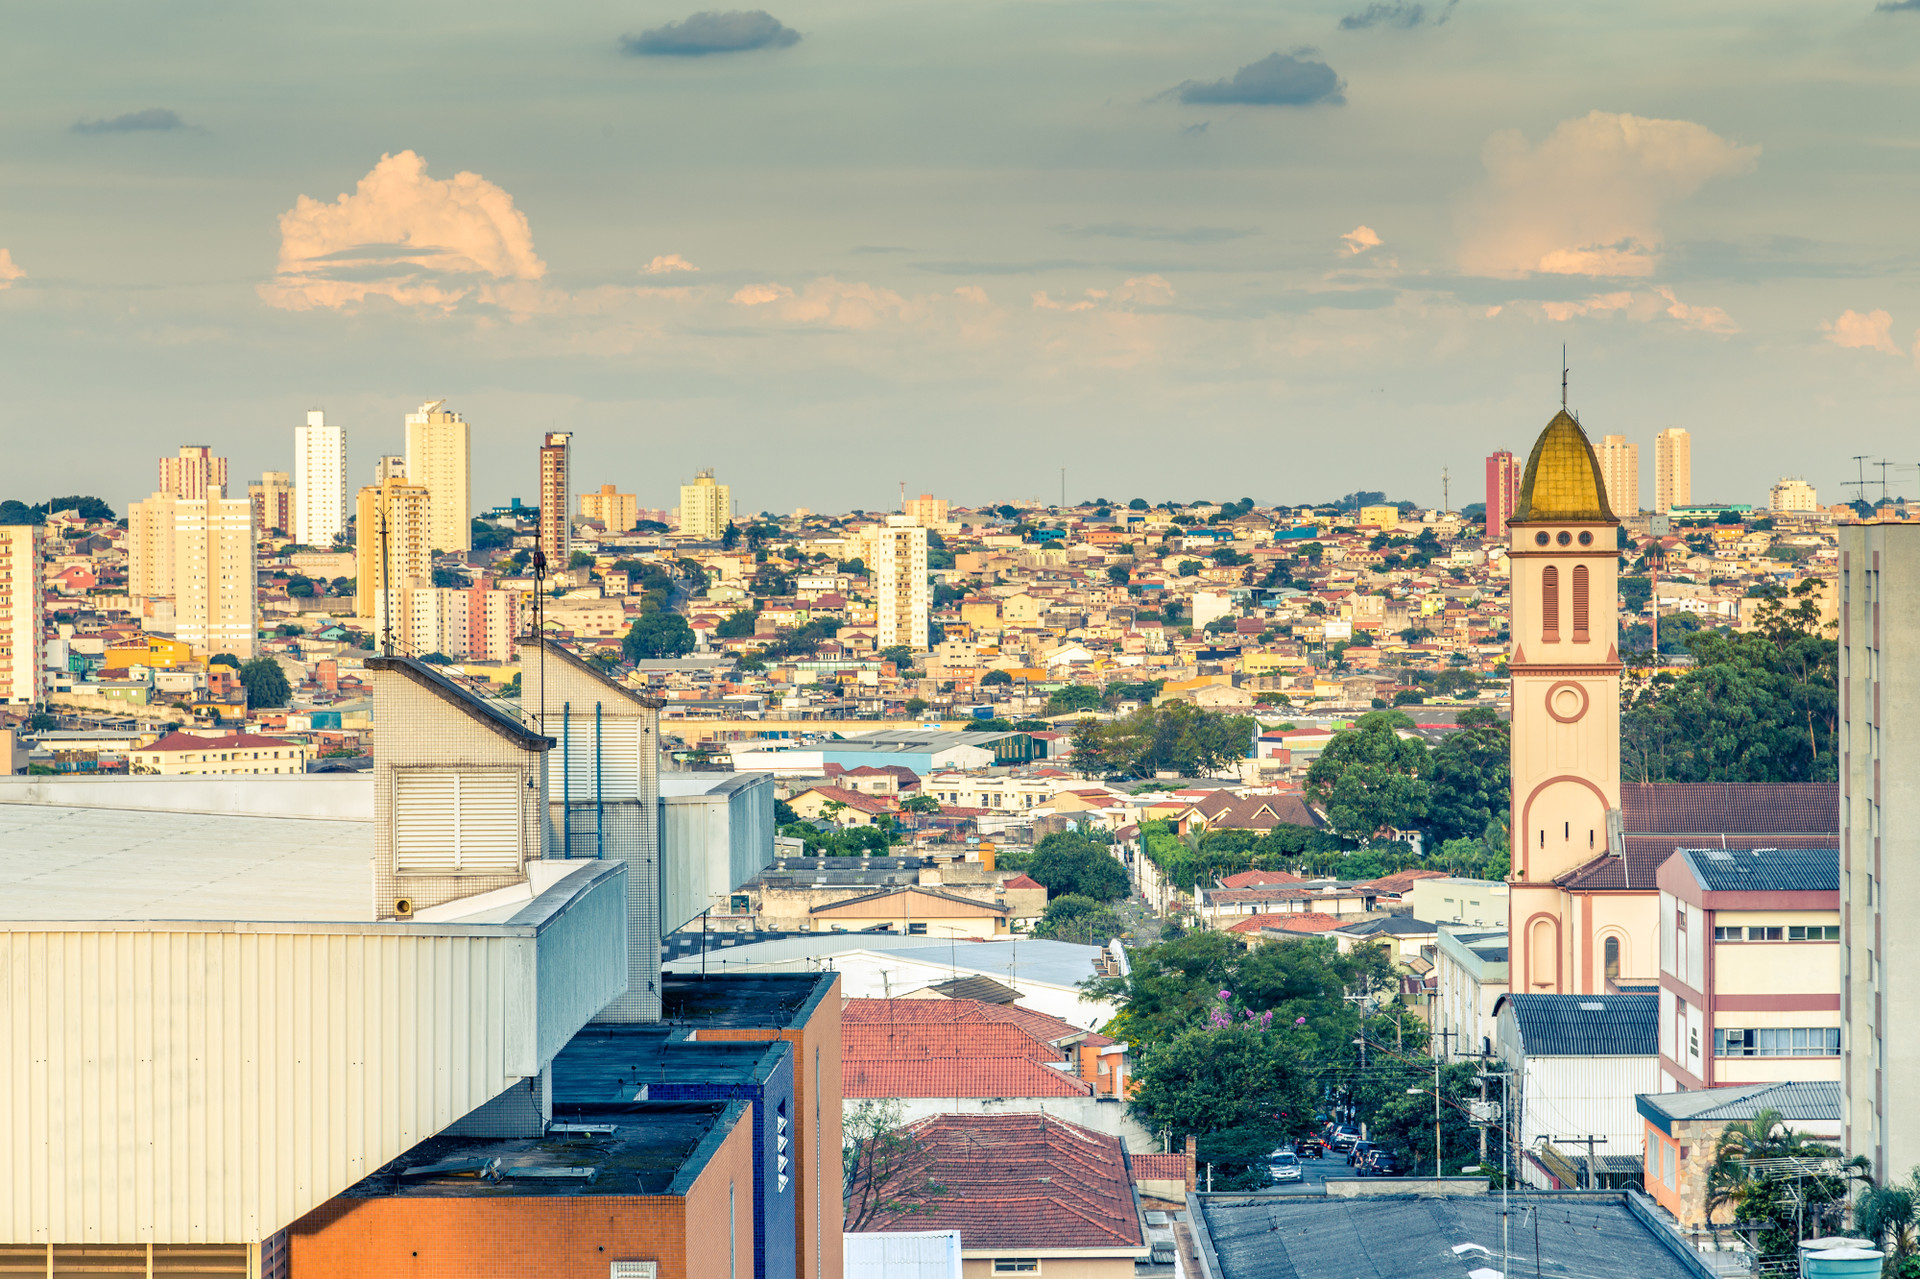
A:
1507 410 1622 993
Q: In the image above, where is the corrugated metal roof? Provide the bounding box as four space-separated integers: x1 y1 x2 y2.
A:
1637 1080 1842 1126
1679 846 1838 894
1499 993 1657 1057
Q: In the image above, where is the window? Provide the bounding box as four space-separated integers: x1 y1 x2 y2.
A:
994 1263 1041 1275
1747 926 1784 942
1714 926 1739 942
1714 1027 1842 1058
1571 565 1590 642
393 771 523 874
1788 925 1842 941
1604 936 1621 980
907 922 929 935
1662 1141 1675 1188
1541 566 1560 642
1690 1027 1700 1058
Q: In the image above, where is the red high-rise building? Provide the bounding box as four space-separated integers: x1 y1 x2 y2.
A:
1485 450 1520 541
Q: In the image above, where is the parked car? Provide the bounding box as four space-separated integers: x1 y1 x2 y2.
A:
1347 1140 1376 1167
1267 1150 1303 1183
1328 1127 1360 1152
1295 1137 1326 1159
1361 1149 1403 1177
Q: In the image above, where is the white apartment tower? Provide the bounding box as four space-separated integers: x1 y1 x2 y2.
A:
1655 428 1691 514
677 468 731 541
172 486 257 659
1771 478 1819 513
0 524 42 704
294 410 347 547
1596 435 1640 517
404 400 471 553
1841 524 1920 1182
874 515 931 650
540 432 572 566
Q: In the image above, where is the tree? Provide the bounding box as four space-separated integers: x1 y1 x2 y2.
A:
1704 1109 1862 1258
1106 565 1132 587
714 610 758 638
1127 1020 1315 1187
1029 832 1131 901
1082 702 1254 779
1857 1171 1920 1277
903 697 929 716
1033 894 1124 943
623 611 695 661
1177 560 1202 577
0 495 115 524
237 657 291 708
899 792 941 815
431 566 466 589
1304 710 1430 841
721 521 740 548
1425 714 1510 845
1129 498 1149 511
1045 684 1103 716
210 653 242 670
981 669 1013 687
843 1099 947 1230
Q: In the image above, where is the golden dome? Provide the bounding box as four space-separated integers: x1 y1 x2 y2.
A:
1514 410 1615 523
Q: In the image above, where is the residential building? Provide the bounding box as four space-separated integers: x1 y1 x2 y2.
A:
1841 522 1920 1181
129 730 308 775
679 467 732 540
581 481 639 533
467 585 523 661
1657 846 1840 1092
1770 477 1818 513
247 470 294 537
1433 927 1509 1060
173 485 256 658
293 409 347 547
901 493 947 527
157 444 229 500
1409 876 1508 928
0 524 41 704
1596 434 1640 516
354 477 432 650
126 492 178 601
403 398 471 552
1654 427 1691 513
373 453 406 482
808 885 1009 937
1358 503 1400 530
538 430 571 564
873 515 930 650
1494 992 1659 1188
1640 1081 1843 1240
1485 449 1520 540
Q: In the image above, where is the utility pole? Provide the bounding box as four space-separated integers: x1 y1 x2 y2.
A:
1441 468 1450 517
1433 1053 1443 1178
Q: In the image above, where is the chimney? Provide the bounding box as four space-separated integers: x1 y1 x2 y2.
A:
1184 1134 1197 1192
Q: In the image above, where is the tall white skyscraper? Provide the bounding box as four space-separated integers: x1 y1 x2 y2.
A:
0 524 42 705
677 468 731 540
873 515 930 650
1596 435 1640 516
1655 428 1691 514
172 485 257 659
404 399 471 553
294 410 347 548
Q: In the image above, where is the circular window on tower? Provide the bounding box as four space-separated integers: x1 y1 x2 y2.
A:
1534 531 1550 546
1556 531 1572 546
1578 530 1594 546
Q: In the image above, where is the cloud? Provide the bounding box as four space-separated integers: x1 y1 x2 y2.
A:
1340 0 1457 29
1057 222 1257 245
1341 225 1382 255
1458 111 1758 278
1541 292 1634 322
1033 276 1176 311
1823 308 1900 354
72 108 187 134
1876 0 1920 10
643 254 699 274
1533 287 1735 333
621 11 800 56
1656 287 1737 334
731 277 997 332
260 151 547 312
0 249 22 289
1175 52 1345 107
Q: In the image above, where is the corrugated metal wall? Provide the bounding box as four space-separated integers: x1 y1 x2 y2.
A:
2 925 527 1245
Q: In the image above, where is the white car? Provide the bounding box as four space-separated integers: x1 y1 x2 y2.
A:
1267 1150 1303 1183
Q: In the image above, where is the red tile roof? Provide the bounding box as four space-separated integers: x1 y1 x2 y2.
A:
1351 868 1450 896
1217 869 1304 889
1227 911 1345 935
139 730 300 753
1002 874 1045 890
1130 1153 1188 1184
843 1057 1092 1098
854 1113 1142 1250
842 997 1111 1048
847 1022 1065 1064
797 784 895 814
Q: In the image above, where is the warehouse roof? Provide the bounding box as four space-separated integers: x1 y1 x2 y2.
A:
1495 993 1658 1057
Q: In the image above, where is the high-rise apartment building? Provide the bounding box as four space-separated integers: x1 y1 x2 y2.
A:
0 524 42 705
579 484 638 534
873 515 930 649
1596 435 1640 516
1484 450 1521 541
404 400 471 553
294 410 347 548
1655 428 1691 513
355 478 434 651
127 493 179 601
1770 478 1818 513
172 485 256 659
397 584 522 661
676 468 731 541
374 455 407 482
903 494 948 527
248 471 294 538
158 446 229 500
539 432 572 565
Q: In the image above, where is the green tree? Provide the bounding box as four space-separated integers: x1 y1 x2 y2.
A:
1424 713 1510 845
1033 894 1124 944
237 657 291 708
1106 565 1132 587
982 669 1013 687
1083 703 1254 779
1045 684 1103 716
1177 560 1202 577
1704 1110 1862 1258
1304 710 1430 841
1857 1171 1920 1277
1128 1020 1314 1186
1029 832 1131 901
623 611 695 660
903 697 929 716
568 550 594 569
210 653 242 670
843 1098 947 1230
899 792 941 815
714 609 758 638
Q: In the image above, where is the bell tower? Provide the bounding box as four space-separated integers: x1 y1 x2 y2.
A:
1507 409 1622 992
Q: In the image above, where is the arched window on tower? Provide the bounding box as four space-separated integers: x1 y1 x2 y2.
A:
1541 565 1560 643
1572 564 1590 643
1604 935 1621 981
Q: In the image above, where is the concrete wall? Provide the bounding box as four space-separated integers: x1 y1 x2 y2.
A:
856 1096 1154 1147
0 773 373 820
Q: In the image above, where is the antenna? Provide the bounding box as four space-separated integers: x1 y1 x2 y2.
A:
1561 346 1569 411
1844 456 1872 510
1441 468 1450 516
379 495 394 658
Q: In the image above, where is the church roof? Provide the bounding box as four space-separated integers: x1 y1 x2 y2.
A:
1514 410 1615 523
1555 782 1839 892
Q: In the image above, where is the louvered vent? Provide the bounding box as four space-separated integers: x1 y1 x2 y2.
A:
394 771 522 873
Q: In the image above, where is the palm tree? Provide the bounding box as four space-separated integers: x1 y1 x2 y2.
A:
1855 1175 1920 1276
1705 1109 1865 1253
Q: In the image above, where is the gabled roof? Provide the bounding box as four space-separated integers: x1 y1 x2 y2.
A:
843 1057 1092 1099
1636 1080 1842 1135
1351 867 1449 896
138 730 301 753
810 886 1009 916
368 655 552 752
1496 993 1657 1057
1217 869 1305 889
846 1021 1065 1064
1001 874 1045 890
842 997 1111 1048
1621 782 1837 836
1130 1153 1187 1184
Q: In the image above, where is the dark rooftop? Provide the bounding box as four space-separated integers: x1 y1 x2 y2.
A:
1678 846 1838 894
1497 993 1657 1057
551 1023 788 1104
660 970 838 1029
1621 782 1837 836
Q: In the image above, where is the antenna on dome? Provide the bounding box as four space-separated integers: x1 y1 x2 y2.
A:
1561 345 1569 411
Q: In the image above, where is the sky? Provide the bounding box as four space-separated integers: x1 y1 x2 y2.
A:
4 0 1920 519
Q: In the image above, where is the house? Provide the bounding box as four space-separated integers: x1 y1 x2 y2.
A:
128 730 308 776
1195 881 1376 929
1408 875 1509 928
1637 1080 1843 1238
1494 992 1659 1188
809 885 1010 938
844 995 1131 1102
849 1113 1149 1277
789 784 896 826
1328 913 1439 962
1187 791 1320 833
1433 928 1509 1060
1656 846 1840 1091
1000 873 1047 921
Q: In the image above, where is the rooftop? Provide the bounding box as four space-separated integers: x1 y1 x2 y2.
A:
1498 993 1658 1057
1638 1080 1843 1134
1515 409 1615 524
1676 845 1838 894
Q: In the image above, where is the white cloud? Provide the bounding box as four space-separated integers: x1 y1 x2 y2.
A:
1657 287 1738 335
1459 111 1758 278
1541 292 1634 322
643 254 699 275
1341 225 1382 255
1823 308 1900 355
260 151 548 312
1534 287 1736 333
732 282 794 306
0 249 21 289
